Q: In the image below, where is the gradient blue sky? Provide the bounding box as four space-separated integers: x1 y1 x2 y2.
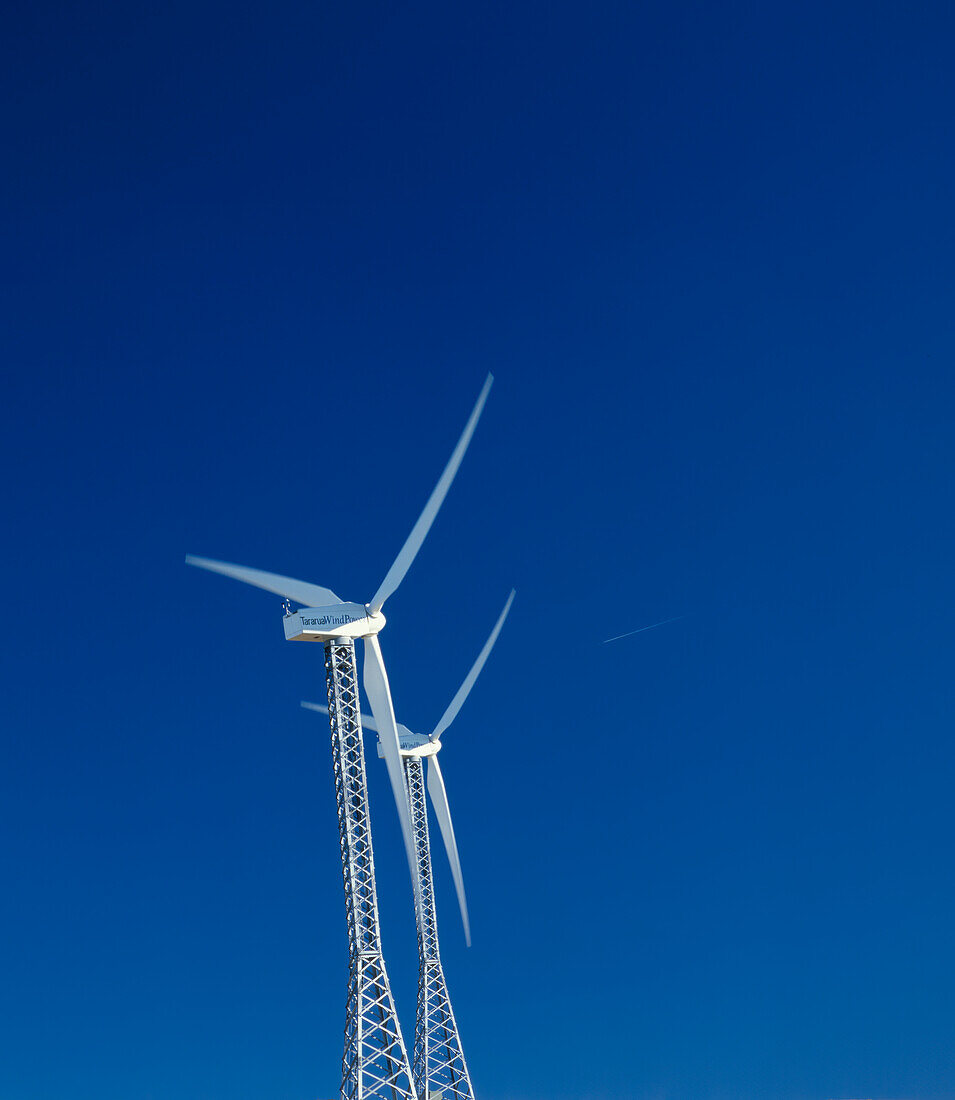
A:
2 3 954 1099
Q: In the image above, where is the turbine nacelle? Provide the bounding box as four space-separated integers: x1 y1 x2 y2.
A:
375 728 442 758
283 603 386 643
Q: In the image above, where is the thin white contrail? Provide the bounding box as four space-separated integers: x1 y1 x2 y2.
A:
603 614 686 644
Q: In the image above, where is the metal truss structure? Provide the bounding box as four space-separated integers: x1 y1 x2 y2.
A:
405 755 475 1100
187 379 498 1100
324 639 417 1100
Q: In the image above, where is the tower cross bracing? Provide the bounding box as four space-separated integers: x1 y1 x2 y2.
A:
406 755 474 1100
305 591 514 1099
325 639 416 1100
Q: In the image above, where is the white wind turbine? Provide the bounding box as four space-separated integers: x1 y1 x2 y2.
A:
187 374 492 884
186 374 493 1100
303 590 514 1100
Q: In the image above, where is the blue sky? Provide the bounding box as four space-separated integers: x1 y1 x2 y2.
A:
2 3 954 1098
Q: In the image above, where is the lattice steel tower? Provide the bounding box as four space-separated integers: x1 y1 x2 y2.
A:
405 753 474 1100
307 593 514 1098
325 639 416 1100
187 375 493 1100
305 590 513 1099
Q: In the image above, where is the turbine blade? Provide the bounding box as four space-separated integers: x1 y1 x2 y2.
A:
427 755 471 946
186 555 343 607
430 589 515 742
362 635 418 892
301 700 377 731
368 374 493 614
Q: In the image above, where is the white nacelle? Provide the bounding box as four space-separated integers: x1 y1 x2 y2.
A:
283 603 386 642
376 727 441 759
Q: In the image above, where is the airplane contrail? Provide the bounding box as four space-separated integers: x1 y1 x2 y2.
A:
602 614 686 644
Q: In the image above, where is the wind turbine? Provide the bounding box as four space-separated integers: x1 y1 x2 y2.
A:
303 590 514 1100
186 374 493 1100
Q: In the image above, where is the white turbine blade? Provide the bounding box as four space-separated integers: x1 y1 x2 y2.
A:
368 374 493 614
300 701 378 731
427 755 471 946
186 555 343 607
430 589 515 742
362 635 418 891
